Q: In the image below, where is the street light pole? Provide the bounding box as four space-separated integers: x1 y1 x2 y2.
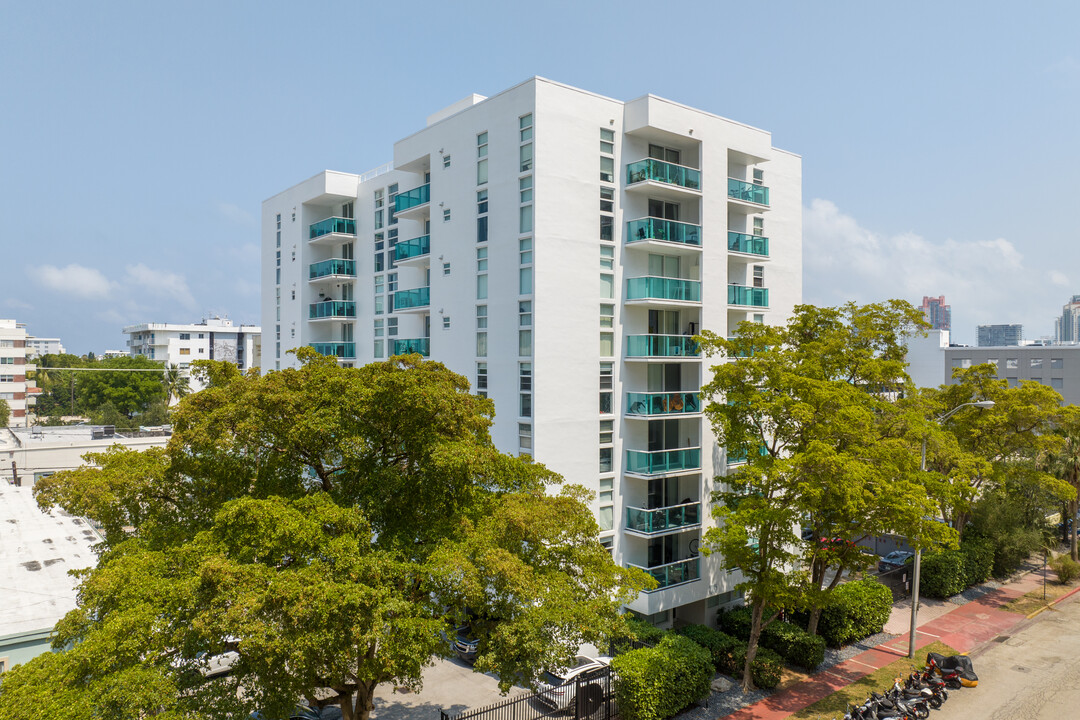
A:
908 400 995 659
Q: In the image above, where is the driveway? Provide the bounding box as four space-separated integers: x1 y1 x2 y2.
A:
370 656 530 720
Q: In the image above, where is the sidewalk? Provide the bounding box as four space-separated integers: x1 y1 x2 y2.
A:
720 567 1080 720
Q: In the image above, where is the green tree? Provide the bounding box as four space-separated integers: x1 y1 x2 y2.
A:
15 350 649 720
1046 405 1080 561
0 397 9 427
162 364 190 406
698 301 953 688
76 355 166 418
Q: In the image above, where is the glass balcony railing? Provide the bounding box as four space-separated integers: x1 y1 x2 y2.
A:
626 276 701 303
728 285 769 308
394 183 430 212
626 391 701 417
394 234 430 262
728 178 769 206
728 232 769 257
309 258 356 280
626 335 699 358
626 158 701 191
626 502 701 534
728 445 768 464
626 217 701 248
394 286 430 310
309 301 356 319
628 558 701 591
309 216 356 240
392 338 430 357
625 447 701 475
309 342 356 359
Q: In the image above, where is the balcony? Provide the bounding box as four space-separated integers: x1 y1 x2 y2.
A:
392 338 430 357
626 335 699 360
626 502 702 536
394 286 430 312
309 216 356 242
628 557 700 591
727 178 770 208
394 183 430 217
626 391 701 417
728 285 769 308
625 217 701 252
625 447 701 476
394 234 430 264
625 277 701 306
310 342 356 360
309 301 356 320
728 232 769 258
309 258 356 281
626 158 702 199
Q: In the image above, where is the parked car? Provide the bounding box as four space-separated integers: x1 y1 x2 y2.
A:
878 550 914 573
536 656 612 710
451 625 481 664
250 705 321 720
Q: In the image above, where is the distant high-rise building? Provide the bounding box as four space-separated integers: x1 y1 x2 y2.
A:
977 324 1022 347
0 319 40 426
919 296 951 331
1055 295 1080 343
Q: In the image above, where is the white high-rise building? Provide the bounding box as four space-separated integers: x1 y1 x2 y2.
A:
24 336 65 358
262 78 802 625
123 317 261 394
0 319 39 426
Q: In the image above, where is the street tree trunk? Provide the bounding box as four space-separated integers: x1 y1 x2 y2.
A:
1071 497 1078 562
741 599 766 692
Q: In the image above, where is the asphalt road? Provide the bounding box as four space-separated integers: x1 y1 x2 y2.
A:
933 593 1080 720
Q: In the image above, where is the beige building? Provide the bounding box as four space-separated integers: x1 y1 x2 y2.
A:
0 320 39 426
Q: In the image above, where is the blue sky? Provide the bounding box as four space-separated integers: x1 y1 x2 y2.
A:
2 1 1079 353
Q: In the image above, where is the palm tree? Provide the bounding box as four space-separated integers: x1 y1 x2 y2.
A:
163 364 191 407
1048 411 1080 562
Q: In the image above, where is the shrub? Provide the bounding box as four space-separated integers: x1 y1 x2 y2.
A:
918 549 967 599
818 579 893 647
761 620 826 671
612 634 713 720
717 605 753 641
626 615 667 644
729 645 784 689
1050 555 1080 583
968 493 1048 578
961 536 995 586
674 624 725 672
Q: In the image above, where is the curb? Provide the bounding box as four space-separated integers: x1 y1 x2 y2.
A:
1024 583 1080 619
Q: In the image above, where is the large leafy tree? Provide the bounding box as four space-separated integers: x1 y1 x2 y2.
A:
162 363 190 406
10 350 648 720
31 353 166 421
699 301 954 689
1045 405 1080 561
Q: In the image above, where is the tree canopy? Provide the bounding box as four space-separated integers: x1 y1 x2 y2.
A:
10 350 650 720
32 353 168 424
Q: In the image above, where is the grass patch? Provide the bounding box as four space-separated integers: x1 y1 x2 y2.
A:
1002 576 1079 616
789 641 957 720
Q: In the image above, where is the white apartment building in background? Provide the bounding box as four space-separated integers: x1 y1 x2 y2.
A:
24 336 65 358
0 319 39 426
262 77 802 626
123 317 261 394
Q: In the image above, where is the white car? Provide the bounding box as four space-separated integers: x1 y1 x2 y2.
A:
536 656 612 710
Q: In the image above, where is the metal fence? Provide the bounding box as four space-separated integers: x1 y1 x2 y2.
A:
875 565 913 602
439 666 617 720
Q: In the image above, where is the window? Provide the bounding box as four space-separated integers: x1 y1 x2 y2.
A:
443 208 451 222
519 143 533 172
276 213 281 228
519 237 532 265
519 205 533 233
600 128 615 154
520 175 533 203
519 362 532 392
648 144 681 164
443 316 451 329
599 419 613 444
600 536 613 555
374 319 384 337
375 209 384 230
600 303 614 329
753 167 765 185
600 215 613 241
477 189 488 214
476 304 488 329
600 156 614 183
753 265 765 288
374 189 384 208
519 422 532 449
443 262 451 275
477 362 488 390
387 317 398 336
600 332 614 357
519 329 532 356
599 362 613 413
519 113 533 141
519 300 532 327
520 391 532 418
952 358 972 369
520 267 533 294
179 348 191 355
275 268 280 284
476 331 488 357
753 313 765 324
1052 358 1064 369
1006 377 1018 387
477 247 488 271
387 272 398 292
986 358 998 367
477 274 488 300
599 476 613 503
1052 377 1064 390
0 375 15 382
753 216 764 236
477 132 488 185
598 506 613 532
1006 358 1019 369
600 186 614 213
477 132 488 157
477 158 488 185
179 333 190 340
443 154 451 168
600 245 614 270
600 273 614 299
477 215 488 243
374 339 384 359
1031 358 1044 369
599 447 613 473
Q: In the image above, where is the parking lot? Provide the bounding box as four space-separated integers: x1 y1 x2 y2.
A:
370 656 530 720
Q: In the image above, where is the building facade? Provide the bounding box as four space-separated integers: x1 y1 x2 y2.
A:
919 295 951 331
24 336 65 358
0 320 38 426
1055 295 1080 343
261 78 803 624
977 324 1022 347
123 317 261 393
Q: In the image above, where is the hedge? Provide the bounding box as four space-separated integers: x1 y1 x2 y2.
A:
716 605 753 641
921 538 996 599
611 634 713 720
818 578 893 647
730 645 784 689
761 620 826 671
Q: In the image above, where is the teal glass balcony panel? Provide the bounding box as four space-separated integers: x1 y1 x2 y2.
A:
728 285 769 308
628 558 701 591
727 178 770 206
625 447 701 475
626 276 701 303
727 232 769 257
394 234 430 262
626 218 701 248
309 216 356 239
309 258 356 279
394 183 431 212
626 502 701 534
394 286 430 310
392 338 430 357
626 158 701 191
626 391 701 416
626 335 700 358
728 445 768 464
309 301 356 319
310 342 356 359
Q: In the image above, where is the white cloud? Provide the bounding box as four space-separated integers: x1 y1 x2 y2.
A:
217 202 256 227
3 298 33 310
124 264 196 308
31 264 115 299
803 199 1063 341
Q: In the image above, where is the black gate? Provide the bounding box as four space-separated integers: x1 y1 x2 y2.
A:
439 666 616 720
875 565 912 602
